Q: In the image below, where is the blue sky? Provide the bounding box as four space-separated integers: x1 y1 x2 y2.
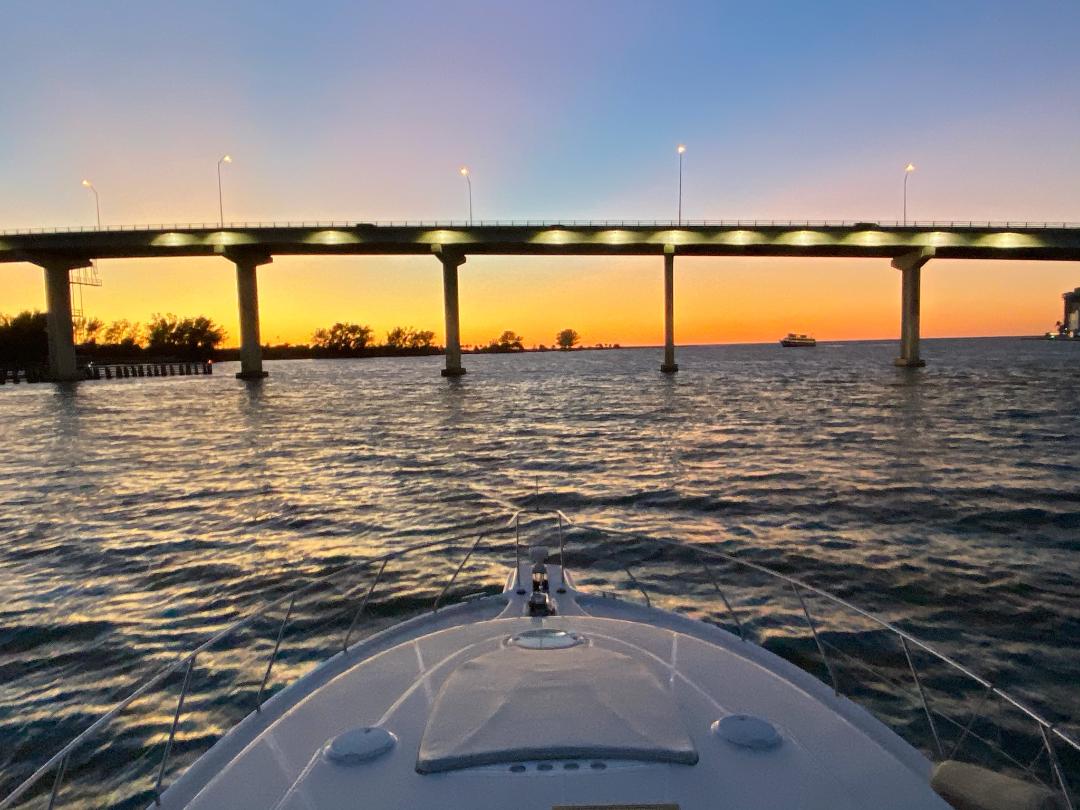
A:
3 0 1078 225
2 1 1079 344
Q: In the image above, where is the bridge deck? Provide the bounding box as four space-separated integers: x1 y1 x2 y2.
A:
3 222 1080 263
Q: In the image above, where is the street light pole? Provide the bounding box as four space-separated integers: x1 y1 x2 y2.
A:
81 179 101 228
218 154 232 227
460 166 473 225
903 163 915 226
677 144 686 225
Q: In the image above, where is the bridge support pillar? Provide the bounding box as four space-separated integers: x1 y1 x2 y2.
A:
892 248 935 368
38 258 90 382
437 249 466 377
230 252 273 379
661 247 678 373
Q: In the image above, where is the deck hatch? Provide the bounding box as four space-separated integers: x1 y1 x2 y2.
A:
509 628 584 649
416 645 697 773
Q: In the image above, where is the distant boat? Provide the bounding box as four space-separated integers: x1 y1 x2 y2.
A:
780 333 816 347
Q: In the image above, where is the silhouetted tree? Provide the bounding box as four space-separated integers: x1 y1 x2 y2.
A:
0 311 48 363
311 322 373 352
146 314 226 359
101 319 145 348
555 328 580 350
497 330 524 351
385 326 410 348
385 326 437 350
74 317 104 346
480 330 525 352
407 329 436 349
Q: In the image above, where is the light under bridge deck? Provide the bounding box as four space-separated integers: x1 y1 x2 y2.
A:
2 221 1080 263
3 220 1078 382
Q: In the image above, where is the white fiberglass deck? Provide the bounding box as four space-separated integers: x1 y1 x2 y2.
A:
159 563 949 810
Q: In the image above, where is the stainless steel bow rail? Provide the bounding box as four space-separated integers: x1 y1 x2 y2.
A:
0 531 510 810
3 219 1080 236
2 511 1076 808
563 516 1079 809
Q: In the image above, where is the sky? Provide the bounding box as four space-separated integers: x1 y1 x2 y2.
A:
2 0 1079 347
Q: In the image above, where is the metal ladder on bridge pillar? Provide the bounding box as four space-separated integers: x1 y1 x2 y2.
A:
70 262 103 338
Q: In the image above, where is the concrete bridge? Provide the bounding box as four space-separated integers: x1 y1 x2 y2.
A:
2 219 1078 381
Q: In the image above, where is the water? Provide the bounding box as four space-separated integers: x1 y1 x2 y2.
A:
1 338 1078 805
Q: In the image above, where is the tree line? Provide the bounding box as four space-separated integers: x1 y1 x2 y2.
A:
0 312 445 363
468 328 584 353
307 324 588 355
1 310 599 365
309 323 438 355
0 311 228 363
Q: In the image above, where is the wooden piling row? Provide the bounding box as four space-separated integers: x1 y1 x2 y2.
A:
0 362 213 384
92 362 213 380
0 366 48 384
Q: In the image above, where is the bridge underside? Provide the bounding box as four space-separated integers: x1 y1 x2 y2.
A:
3 223 1080 265
4 223 1077 381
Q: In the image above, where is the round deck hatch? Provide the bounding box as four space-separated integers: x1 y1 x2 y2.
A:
324 726 397 765
712 715 781 750
508 628 583 649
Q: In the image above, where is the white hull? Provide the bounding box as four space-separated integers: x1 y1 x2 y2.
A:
7 516 1070 809
159 563 949 810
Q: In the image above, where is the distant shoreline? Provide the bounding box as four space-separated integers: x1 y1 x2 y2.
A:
210 334 1072 360
23 334 1062 369
209 344 626 363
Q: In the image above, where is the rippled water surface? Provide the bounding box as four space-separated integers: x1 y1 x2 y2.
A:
1 338 1078 805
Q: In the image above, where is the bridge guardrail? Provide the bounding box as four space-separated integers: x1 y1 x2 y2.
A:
2 219 1080 236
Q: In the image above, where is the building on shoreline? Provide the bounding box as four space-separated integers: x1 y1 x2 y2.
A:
1062 287 1080 336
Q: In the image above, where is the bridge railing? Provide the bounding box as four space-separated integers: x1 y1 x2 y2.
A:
2 219 1080 236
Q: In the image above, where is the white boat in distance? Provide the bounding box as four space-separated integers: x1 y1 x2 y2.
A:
3 510 1075 809
781 333 817 347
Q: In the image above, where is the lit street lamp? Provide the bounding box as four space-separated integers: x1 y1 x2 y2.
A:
677 144 686 225
218 154 232 227
903 163 915 226
81 179 101 228
460 166 473 225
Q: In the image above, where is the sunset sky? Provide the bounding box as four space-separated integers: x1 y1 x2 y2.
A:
2 1 1078 347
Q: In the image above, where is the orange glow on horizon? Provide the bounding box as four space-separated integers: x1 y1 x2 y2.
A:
2 255 1075 349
